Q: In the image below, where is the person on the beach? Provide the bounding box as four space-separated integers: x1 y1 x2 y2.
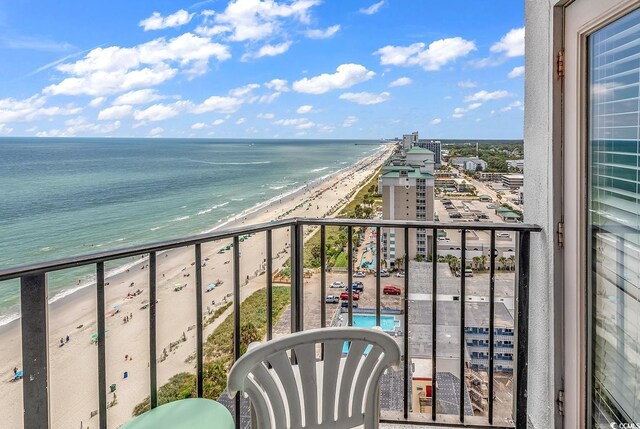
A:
66 335 70 343
13 367 17 375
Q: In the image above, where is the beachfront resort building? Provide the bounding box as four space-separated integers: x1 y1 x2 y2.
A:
414 139 442 168
380 145 435 266
402 132 419 150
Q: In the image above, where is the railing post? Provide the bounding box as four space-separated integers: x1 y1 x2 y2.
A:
21 273 50 429
320 226 326 328
195 244 203 398
96 263 107 429
266 230 273 340
515 231 531 429
290 223 304 333
233 235 241 427
431 227 438 422
347 225 353 326
403 227 410 419
149 252 158 409
488 231 496 425
460 230 466 422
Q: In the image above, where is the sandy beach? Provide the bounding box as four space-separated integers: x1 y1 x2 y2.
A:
0 144 394 429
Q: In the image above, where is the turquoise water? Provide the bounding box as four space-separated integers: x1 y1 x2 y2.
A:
352 314 396 331
0 137 382 325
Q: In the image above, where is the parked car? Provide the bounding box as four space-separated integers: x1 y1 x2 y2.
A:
348 283 364 293
464 268 474 277
438 237 450 242
478 214 489 219
496 232 510 238
379 270 390 277
353 271 366 278
340 292 360 300
330 281 345 288
325 295 339 303
487 204 497 209
396 272 405 278
449 212 462 219
383 285 401 295
341 301 358 308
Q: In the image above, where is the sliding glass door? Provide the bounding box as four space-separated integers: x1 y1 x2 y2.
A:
588 6 640 426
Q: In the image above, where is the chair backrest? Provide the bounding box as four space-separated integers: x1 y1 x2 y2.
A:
227 327 401 429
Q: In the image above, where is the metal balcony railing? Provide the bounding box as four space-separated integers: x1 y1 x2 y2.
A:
0 218 541 429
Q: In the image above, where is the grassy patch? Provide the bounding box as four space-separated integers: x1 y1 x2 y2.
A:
133 286 291 416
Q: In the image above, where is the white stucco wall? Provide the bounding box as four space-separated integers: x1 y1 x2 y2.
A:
524 1 563 428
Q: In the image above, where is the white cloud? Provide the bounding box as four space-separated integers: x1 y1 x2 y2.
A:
464 90 511 102
500 100 524 112
339 91 391 105
235 117 246 125
193 84 260 114
491 27 524 57
342 115 358 127
140 9 195 31
193 96 241 114
134 100 191 122
508 65 525 79
257 113 275 119
200 0 321 42
149 127 164 136
89 97 106 108
274 117 315 129
212 119 225 125
296 105 313 114
0 124 13 135
258 92 281 103
452 102 482 118
191 122 207 129
458 80 477 88
45 33 230 96
242 41 292 61
265 78 289 92
359 1 384 15
389 77 412 87
375 37 476 71
229 83 260 97
293 64 375 94
305 25 340 39
113 89 166 105
0 95 82 122
98 105 132 120
430 118 441 125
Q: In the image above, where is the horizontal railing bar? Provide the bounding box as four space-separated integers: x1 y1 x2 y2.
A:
0 217 541 282
379 418 514 429
297 218 541 231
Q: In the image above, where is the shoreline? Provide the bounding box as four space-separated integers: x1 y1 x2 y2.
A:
0 144 395 428
0 145 388 333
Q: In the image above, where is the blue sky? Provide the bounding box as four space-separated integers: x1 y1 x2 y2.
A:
0 0 524 139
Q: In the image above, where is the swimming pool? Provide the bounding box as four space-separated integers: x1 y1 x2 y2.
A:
352 314 396 332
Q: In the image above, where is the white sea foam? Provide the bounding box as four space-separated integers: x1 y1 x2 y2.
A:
172 215 190 222
188 159 271 166
197 201 230 215
310 166 329 173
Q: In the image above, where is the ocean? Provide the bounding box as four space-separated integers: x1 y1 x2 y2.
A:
0 137 382 325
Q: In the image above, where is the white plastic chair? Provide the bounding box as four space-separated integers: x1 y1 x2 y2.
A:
227 327 401 429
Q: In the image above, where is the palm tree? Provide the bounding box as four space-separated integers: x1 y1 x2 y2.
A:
498 256 508 270
508 255 516 271
479 255 488 270
472 256 481 269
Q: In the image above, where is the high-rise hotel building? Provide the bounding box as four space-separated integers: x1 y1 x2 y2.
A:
380 145 435 266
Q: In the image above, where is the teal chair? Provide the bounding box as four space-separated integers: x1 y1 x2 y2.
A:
121 398 234 429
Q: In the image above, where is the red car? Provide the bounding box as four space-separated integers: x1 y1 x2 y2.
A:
340 292 360 300
383 285 401 295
